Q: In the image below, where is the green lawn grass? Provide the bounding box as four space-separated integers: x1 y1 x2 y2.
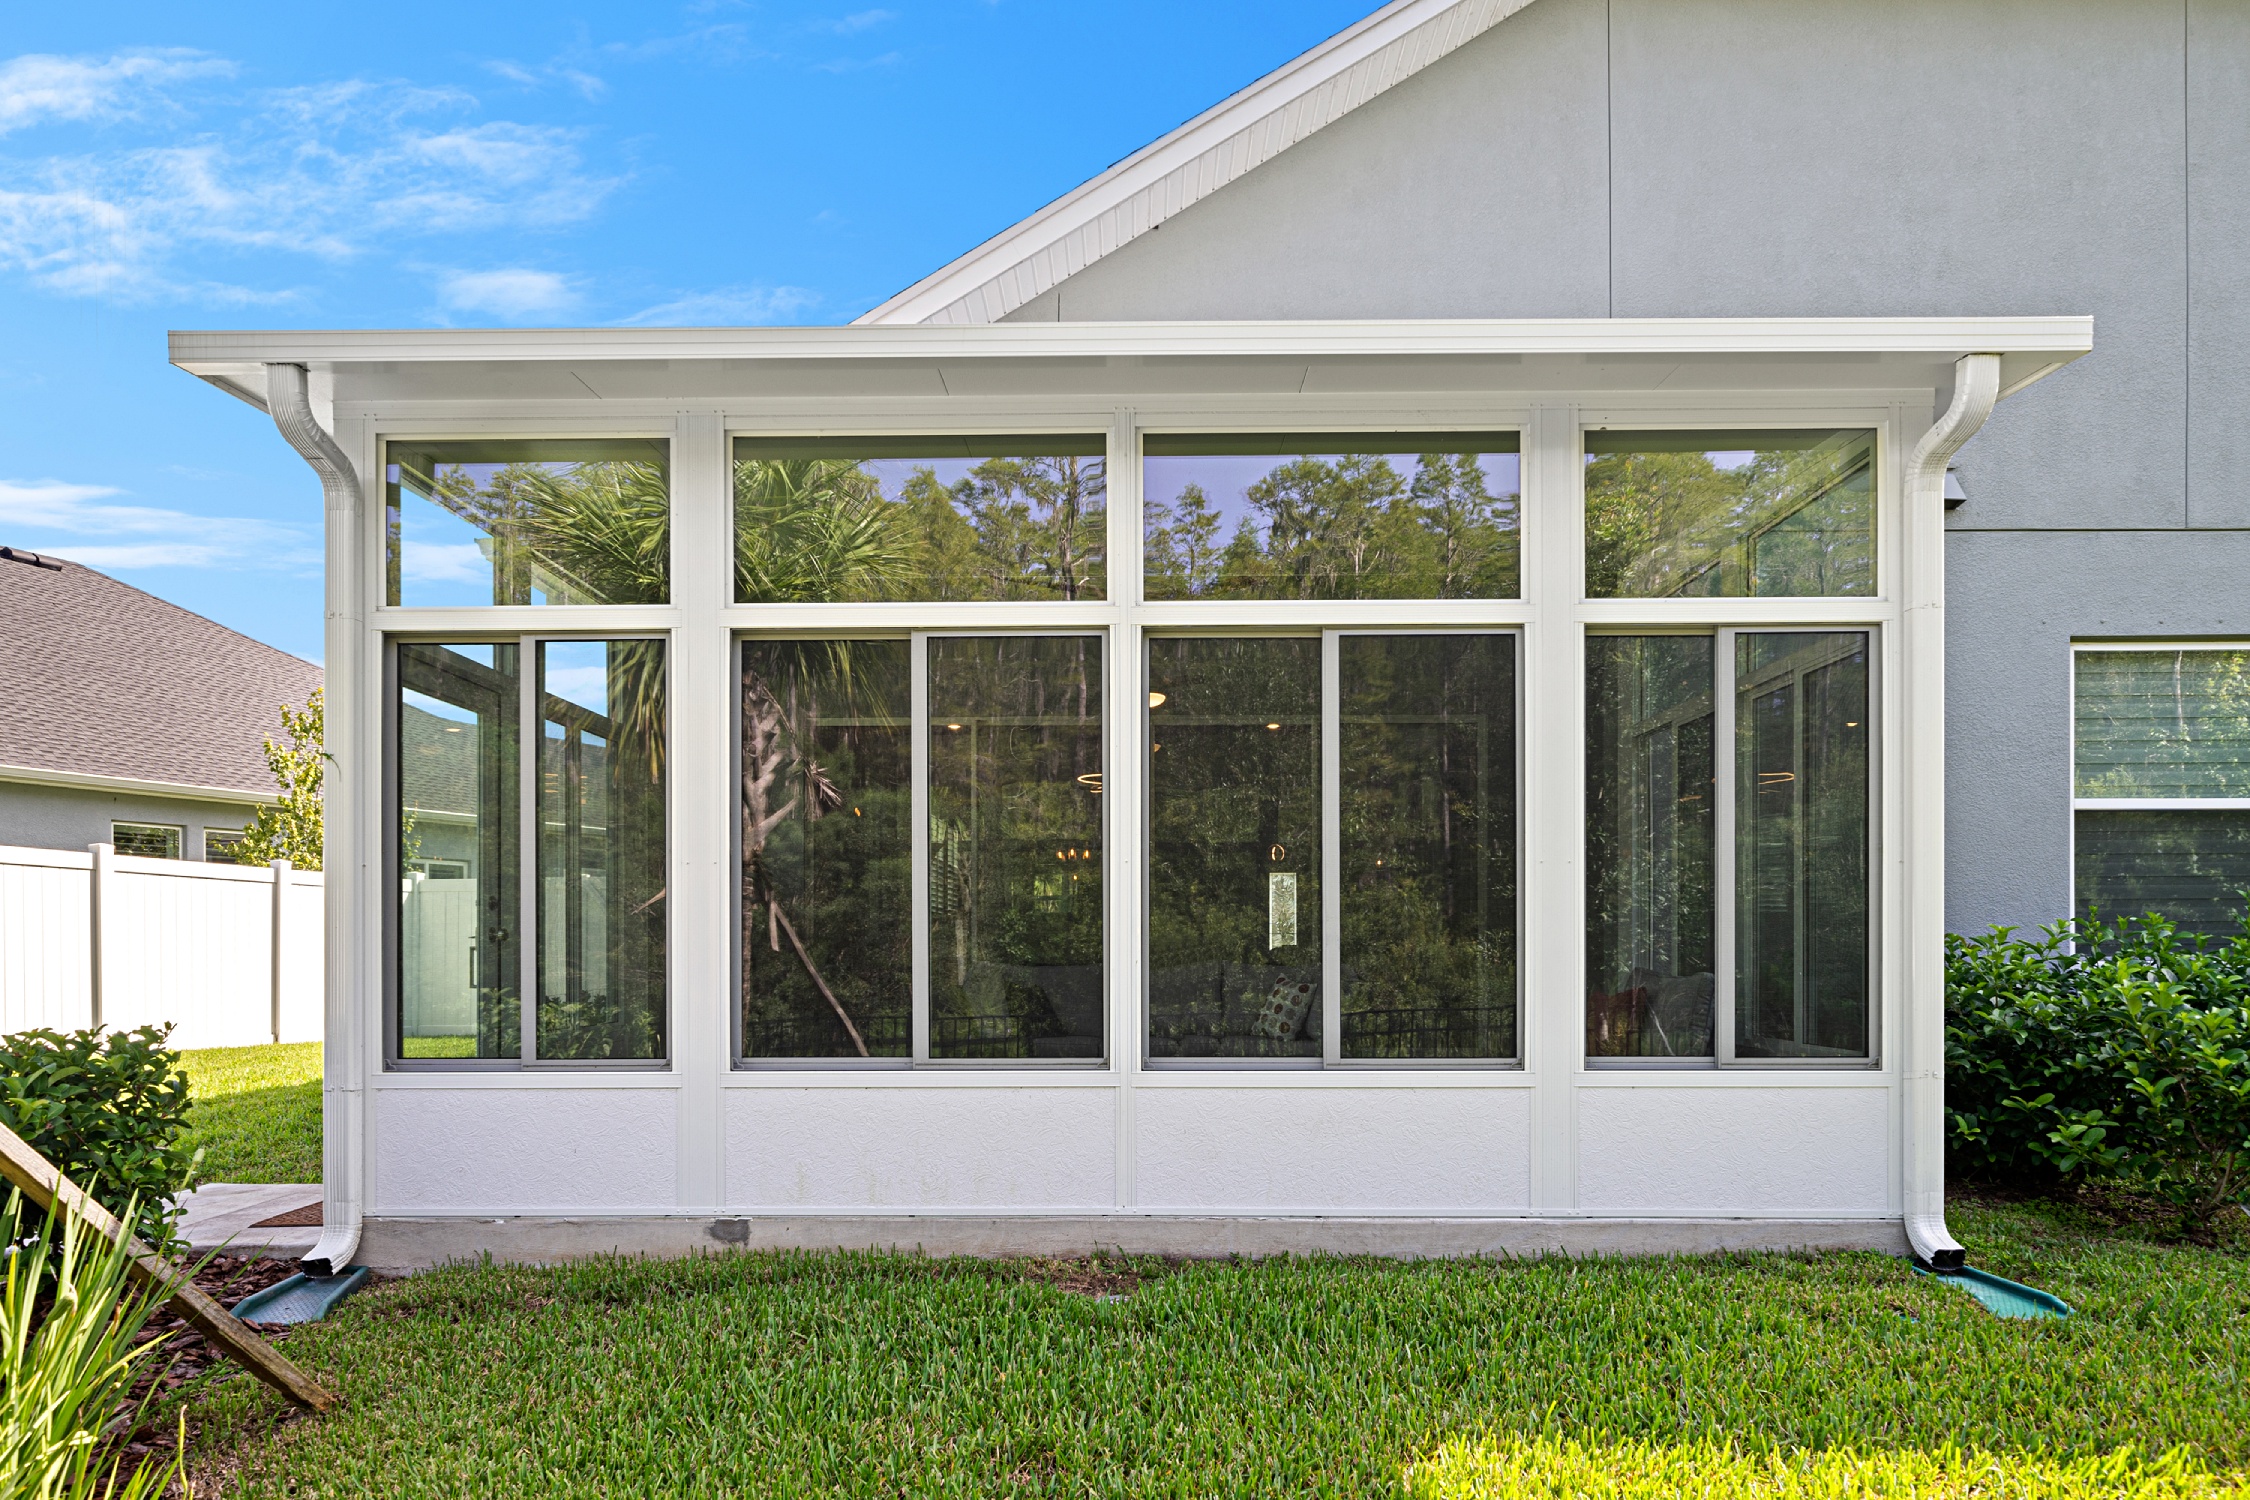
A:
177 1197 2249 1498
178 1042 323 1185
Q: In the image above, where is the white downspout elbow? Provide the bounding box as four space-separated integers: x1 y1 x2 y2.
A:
266 362 364 1279
1900 353 2001 1271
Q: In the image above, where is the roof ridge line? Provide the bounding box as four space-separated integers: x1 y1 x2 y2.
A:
854 0 1531 327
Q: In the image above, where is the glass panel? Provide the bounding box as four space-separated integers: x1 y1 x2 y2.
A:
1584 429 1874 599
740 640 912 1059
2077 811 2250 935
927 636 1105 1059
732 437 1106 602
385 440 670 607
1585 637 1716 1058
203 829 248 864
1143 434 1520 600
111 823 181 859
536 640 667 1061
1147 638 1322 1059
2075 649 2250 798
1736 632 1870 1059
1340 634 1518 1060
397 642 520 1061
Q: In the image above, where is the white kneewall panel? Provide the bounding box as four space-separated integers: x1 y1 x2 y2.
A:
1134 1087 1533 1213
371 1088 681 1214
725 1088 1115 1211
1575 1086 1890 1215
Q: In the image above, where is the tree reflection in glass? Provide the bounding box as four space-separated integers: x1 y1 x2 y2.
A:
1143 436 1519 601
1584 430 1874 599
928 636 1105 1060
1147 638 1322 1059
535 640 667 1061
1585 636 1716 1058
740 640 911 1059
1735 632 1869 1059
1340 635 1518 1060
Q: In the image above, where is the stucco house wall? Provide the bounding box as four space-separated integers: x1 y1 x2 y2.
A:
0 781 262 861
998 0 2250 938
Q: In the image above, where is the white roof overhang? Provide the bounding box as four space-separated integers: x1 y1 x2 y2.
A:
171 317 2091 411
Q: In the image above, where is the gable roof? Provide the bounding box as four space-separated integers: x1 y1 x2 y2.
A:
0 548 321 802
857 0 1529 327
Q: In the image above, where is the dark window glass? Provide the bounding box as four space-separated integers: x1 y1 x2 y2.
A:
928 636 1105 1059
386 440 669 607
1147 638 1322 1059
111 823 182 860
1734 632 1870 1059
732 437 1106 603
535 640 668 1061
1340 634 1518 1060
397 642 521 1060
1584 430 1873 599
2077 811 2250 935
1144 435 1519 600
740 640 912 1059
1585 637 1716 1058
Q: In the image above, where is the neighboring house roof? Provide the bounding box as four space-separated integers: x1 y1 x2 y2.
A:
399 704 479 818
0 547 321 802
857 0 1530 326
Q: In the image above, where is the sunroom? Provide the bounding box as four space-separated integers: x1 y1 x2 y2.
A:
171 317 2089 1271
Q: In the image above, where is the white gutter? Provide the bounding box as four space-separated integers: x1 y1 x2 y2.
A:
1899 353 2001 1270
265 363 363 1280
0 763 277 806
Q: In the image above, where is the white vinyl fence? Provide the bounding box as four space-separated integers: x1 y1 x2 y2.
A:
0 842 322 1051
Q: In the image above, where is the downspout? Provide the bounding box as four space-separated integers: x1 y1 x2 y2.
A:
266 362 364 1279
1899 353 2000 1270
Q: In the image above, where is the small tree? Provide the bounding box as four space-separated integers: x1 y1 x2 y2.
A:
234 688 325 871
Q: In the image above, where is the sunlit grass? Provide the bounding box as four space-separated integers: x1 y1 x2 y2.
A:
177 1041 322 1184
173 1197 2248 1497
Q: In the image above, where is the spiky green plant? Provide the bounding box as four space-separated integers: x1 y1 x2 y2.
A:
0 1189 187 1500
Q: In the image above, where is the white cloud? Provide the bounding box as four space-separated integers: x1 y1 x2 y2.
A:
0 49 230 134
616 283 818 326
0 53 621 301
0 476 318 572
823 10 898 34
399 538 489 584
439 267 579 321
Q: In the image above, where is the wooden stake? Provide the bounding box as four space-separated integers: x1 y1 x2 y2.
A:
0 1120 338 1413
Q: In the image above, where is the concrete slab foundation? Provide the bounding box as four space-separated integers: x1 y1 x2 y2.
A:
177 1183 323 1260
357 1214 1911 1273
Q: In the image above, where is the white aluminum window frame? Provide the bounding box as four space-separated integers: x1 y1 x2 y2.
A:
384 629 674 1071
2068 640 2250 922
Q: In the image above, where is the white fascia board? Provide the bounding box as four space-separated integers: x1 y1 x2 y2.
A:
172 316 2094 371
0 762 276 806
853 0 1536 325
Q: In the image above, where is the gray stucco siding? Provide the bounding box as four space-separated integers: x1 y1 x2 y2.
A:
1000 0 2245 937
0 782 263 861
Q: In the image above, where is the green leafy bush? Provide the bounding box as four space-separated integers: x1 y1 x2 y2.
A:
0 1028 196 1248
1947 911 2250 1231
1 1189 187 1500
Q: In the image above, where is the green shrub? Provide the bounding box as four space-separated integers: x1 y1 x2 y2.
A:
0 1027 196 1249
0 1188 187 1500
1947 911 2250 1232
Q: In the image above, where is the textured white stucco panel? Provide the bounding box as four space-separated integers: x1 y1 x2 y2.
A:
1575 1087 1890 1214
1134 1087 1532 1211
371 1088 680 1214
725 1088 1115 1210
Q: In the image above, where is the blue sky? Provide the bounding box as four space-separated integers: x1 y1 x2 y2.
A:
0 0 1373 662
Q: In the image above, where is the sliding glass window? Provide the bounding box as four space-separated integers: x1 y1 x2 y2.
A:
2074 646 2250 935
1144 434 1520 600
738 634 1105 1065
1584 430 1874 599
731 437 1107 602
392 638 668 1066
1586 631 1872 1064
1147 633 1519 1065
385 440 670 607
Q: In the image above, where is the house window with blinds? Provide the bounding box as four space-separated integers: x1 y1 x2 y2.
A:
2074 646 2250 935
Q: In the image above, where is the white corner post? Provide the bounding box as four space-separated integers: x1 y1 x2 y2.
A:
86 841 113 1030
266 361 364 1278
1900 353 2000 1269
